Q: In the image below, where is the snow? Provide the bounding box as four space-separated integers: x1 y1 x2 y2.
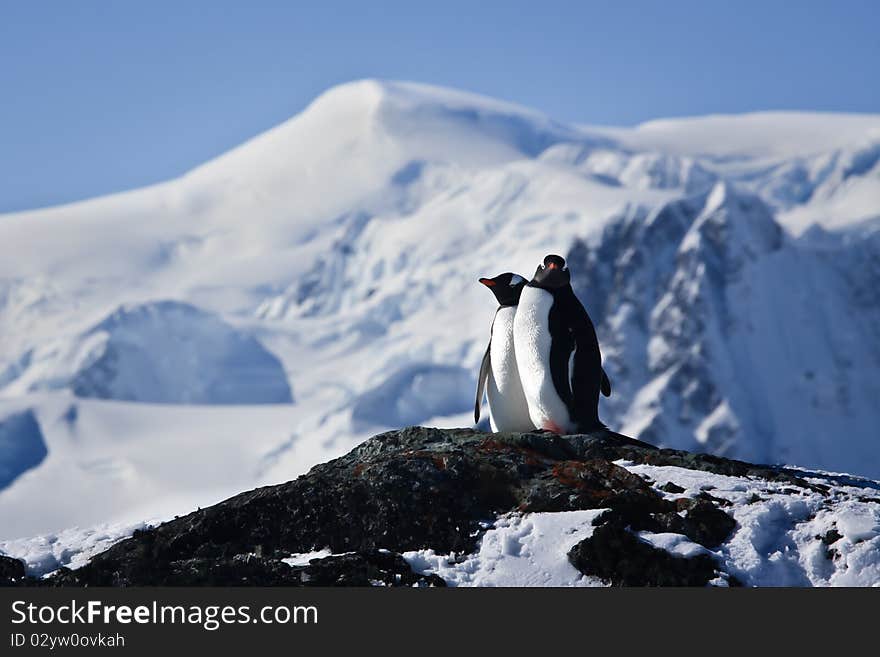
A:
590 111 880 235
3 301 292 404
637 532 712 559
403 510 607 587
281 549 337 566
584 182 880 474
618 460 880 587
590 111 880 161
0 79 878 554
0 394 311 537
0 519 156 578
835 506 880 543
351 363 472 429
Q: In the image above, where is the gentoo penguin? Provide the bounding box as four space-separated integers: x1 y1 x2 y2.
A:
474 273 536 433
513 254 611 434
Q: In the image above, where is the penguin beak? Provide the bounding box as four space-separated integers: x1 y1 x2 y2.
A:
546 262 559 270
479 278 496 287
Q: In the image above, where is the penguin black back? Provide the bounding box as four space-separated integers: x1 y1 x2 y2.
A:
528 254 610 431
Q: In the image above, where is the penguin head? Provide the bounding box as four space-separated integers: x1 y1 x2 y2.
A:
479 272 527 306
531 254 570 289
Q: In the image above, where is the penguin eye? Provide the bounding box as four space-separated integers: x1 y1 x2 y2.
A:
540 264 546 270
563 265 568 271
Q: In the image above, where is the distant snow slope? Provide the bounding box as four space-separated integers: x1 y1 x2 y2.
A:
0 79 878 540
0 395 305 537
2 300 292 405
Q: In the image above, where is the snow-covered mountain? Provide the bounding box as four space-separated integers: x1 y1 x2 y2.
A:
3 300 292 404
0 79 878 541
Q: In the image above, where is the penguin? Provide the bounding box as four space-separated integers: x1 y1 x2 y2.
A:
475 272 536 433
513 254 611 434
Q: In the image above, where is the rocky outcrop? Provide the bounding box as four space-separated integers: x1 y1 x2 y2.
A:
0 554 26 586
6 426 846 587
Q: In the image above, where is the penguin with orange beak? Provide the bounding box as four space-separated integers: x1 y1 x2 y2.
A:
513 254 611 434
474 273 536 432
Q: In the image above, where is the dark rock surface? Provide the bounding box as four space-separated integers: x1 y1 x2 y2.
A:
568 523 722 587
15 426 827 587
48 548 445 587
0 554 26 586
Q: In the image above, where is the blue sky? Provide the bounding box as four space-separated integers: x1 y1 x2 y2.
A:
1 0 878 213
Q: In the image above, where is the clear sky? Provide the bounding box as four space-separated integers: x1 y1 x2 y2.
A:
2 0 878 213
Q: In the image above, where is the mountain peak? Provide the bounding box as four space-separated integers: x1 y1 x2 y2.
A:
308 78 567 127
299 78 388 121
704 180 732 213
182 78 591 203
692 181 783 256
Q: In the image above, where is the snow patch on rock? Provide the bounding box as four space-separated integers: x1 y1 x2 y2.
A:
0 519 156 578
619 460 880 587
404 510 607 587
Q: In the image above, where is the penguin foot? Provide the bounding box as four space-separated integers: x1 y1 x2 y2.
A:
540 422 565 435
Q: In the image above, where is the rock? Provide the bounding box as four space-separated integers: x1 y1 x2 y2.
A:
287 551 445 587
662 499 737 548
697 490 733 507
820 529 843 545
0 555 26 585
48 549 445 587
18 426 825 587
568 522 720 587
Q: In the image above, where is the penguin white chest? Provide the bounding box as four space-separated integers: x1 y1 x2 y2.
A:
513 286 574 432
486 306 534 432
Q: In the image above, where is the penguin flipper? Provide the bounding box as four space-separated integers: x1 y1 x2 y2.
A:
558 286 604 424
475 343 491 423
601 368 612 397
